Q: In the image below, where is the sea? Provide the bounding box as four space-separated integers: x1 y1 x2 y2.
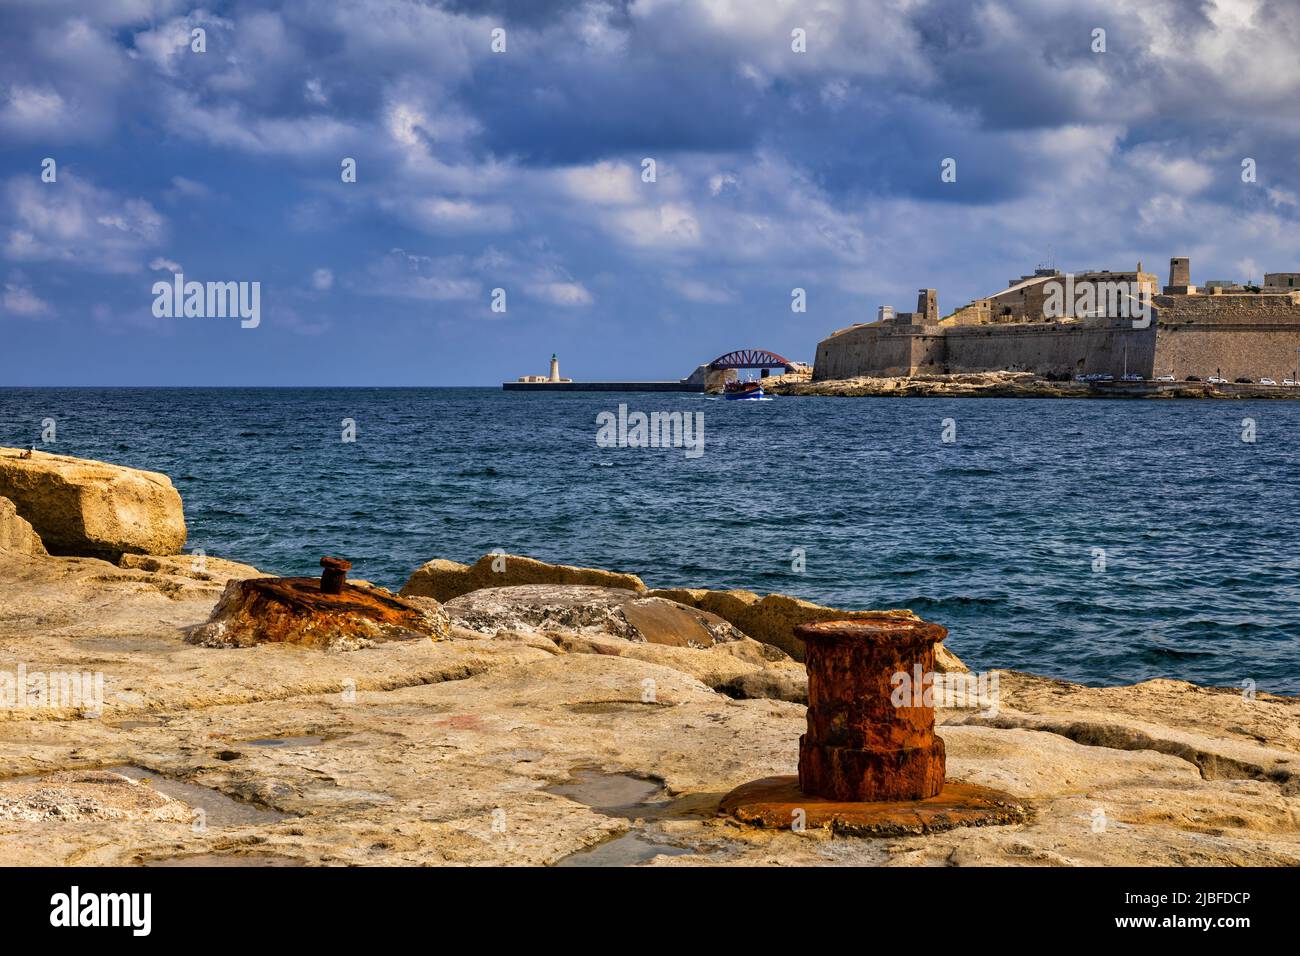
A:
2 387 1297 693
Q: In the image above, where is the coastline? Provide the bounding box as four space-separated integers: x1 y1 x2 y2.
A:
760 371 1300 400
0 541 1296 866
1 445 1298 865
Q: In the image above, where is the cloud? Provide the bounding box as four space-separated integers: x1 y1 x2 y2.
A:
366 248 482 302
150 257 181 273
397 197 515 234
164 176 211 202
559 161 641 205
1 274 52 318
3 175 165 274
312 267 334 291
669 276 735 304
528 281 593 306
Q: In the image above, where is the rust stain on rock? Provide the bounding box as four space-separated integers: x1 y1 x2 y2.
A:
719 776 1029 837
188 576 451 650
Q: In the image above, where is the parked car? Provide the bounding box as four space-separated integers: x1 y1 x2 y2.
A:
1284 379 1297 386
1259 378 1278 386
1155 374 1176 382
1122 373 1142 382
1234 377 1253 384
1207 376 1227 384
1186 376 1202 382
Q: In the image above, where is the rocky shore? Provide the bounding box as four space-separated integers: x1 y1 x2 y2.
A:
0 450 1297 866
762 370 1300 400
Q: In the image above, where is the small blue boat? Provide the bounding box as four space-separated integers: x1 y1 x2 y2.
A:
724 380 765 401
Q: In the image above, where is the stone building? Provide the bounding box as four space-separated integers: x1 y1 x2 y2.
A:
813 257 1300 382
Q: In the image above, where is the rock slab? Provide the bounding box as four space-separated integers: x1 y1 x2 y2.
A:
444 584 746 648
0 448 185 560
401 553 646 603
404 554 967 672
0 496 45 556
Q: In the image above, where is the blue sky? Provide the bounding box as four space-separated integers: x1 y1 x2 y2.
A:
3 0 1300 385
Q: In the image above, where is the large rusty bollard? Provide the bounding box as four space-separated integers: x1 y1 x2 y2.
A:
719 616 1029 836
796 618 947 802
319 556 352 595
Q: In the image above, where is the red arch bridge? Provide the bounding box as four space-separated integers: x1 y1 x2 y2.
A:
707 349 797 372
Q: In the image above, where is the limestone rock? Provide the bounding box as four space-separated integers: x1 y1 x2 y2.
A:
443 584 807 702
405 553 966 671
0 770 193 823
1 550 1299 867
0 496 45 556
118 552 263 582
0 447 185 560
189 577 451 651
647 587 968 672
444 584 746 648
401 553 645 603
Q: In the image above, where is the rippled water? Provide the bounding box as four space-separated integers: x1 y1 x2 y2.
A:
2 387 1297 693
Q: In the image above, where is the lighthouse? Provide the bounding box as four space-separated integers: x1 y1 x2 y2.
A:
549 353 560 382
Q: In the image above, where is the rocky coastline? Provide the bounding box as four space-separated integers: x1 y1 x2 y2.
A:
758 370 1300 400
0 448 1297 866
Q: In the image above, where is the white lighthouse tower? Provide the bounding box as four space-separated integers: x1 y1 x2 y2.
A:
549 353 560 382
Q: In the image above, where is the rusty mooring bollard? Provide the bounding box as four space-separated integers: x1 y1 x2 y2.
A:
794 618 948 803
319 556 352 595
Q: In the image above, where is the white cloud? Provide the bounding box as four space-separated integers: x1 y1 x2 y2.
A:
312 267 334 291
529 281 593 306
610 203 702 248
669 276 735 304
0 85 66 133
366 248 481 302
386 196 515 235
559 161 640 205
160 90 358 157
1 275 52 318
3 175 165 273
165 176 211 201
149 256 181 272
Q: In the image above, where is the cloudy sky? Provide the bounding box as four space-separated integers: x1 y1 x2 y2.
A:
3 0 1300 385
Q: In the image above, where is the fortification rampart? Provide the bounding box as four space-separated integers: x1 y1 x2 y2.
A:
1152 293 1300 380
813 258 1300 383
813 320 1155 380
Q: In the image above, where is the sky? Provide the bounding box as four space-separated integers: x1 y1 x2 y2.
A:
3 0 1300 385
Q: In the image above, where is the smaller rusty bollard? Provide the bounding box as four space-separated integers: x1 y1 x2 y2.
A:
795 617 948 803
319 556 352 595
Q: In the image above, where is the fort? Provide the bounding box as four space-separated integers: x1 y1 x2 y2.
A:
813 257 1300 385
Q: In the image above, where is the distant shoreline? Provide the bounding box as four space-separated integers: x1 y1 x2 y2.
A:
762 371 1300 400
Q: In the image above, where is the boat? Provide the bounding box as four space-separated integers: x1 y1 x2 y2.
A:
724 380 765 401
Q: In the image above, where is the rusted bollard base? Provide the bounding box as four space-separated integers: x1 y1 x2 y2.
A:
798 736 946 802
720 776 1029 838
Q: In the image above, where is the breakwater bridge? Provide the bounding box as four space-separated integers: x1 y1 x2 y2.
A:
503 349 799 392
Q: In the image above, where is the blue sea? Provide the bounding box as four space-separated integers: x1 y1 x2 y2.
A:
2 387 1297 693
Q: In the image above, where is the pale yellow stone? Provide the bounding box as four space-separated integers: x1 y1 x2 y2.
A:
0 447 185 559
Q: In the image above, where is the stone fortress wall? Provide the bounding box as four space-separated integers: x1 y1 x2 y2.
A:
813 257 1300 382
1153 293 1300 381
